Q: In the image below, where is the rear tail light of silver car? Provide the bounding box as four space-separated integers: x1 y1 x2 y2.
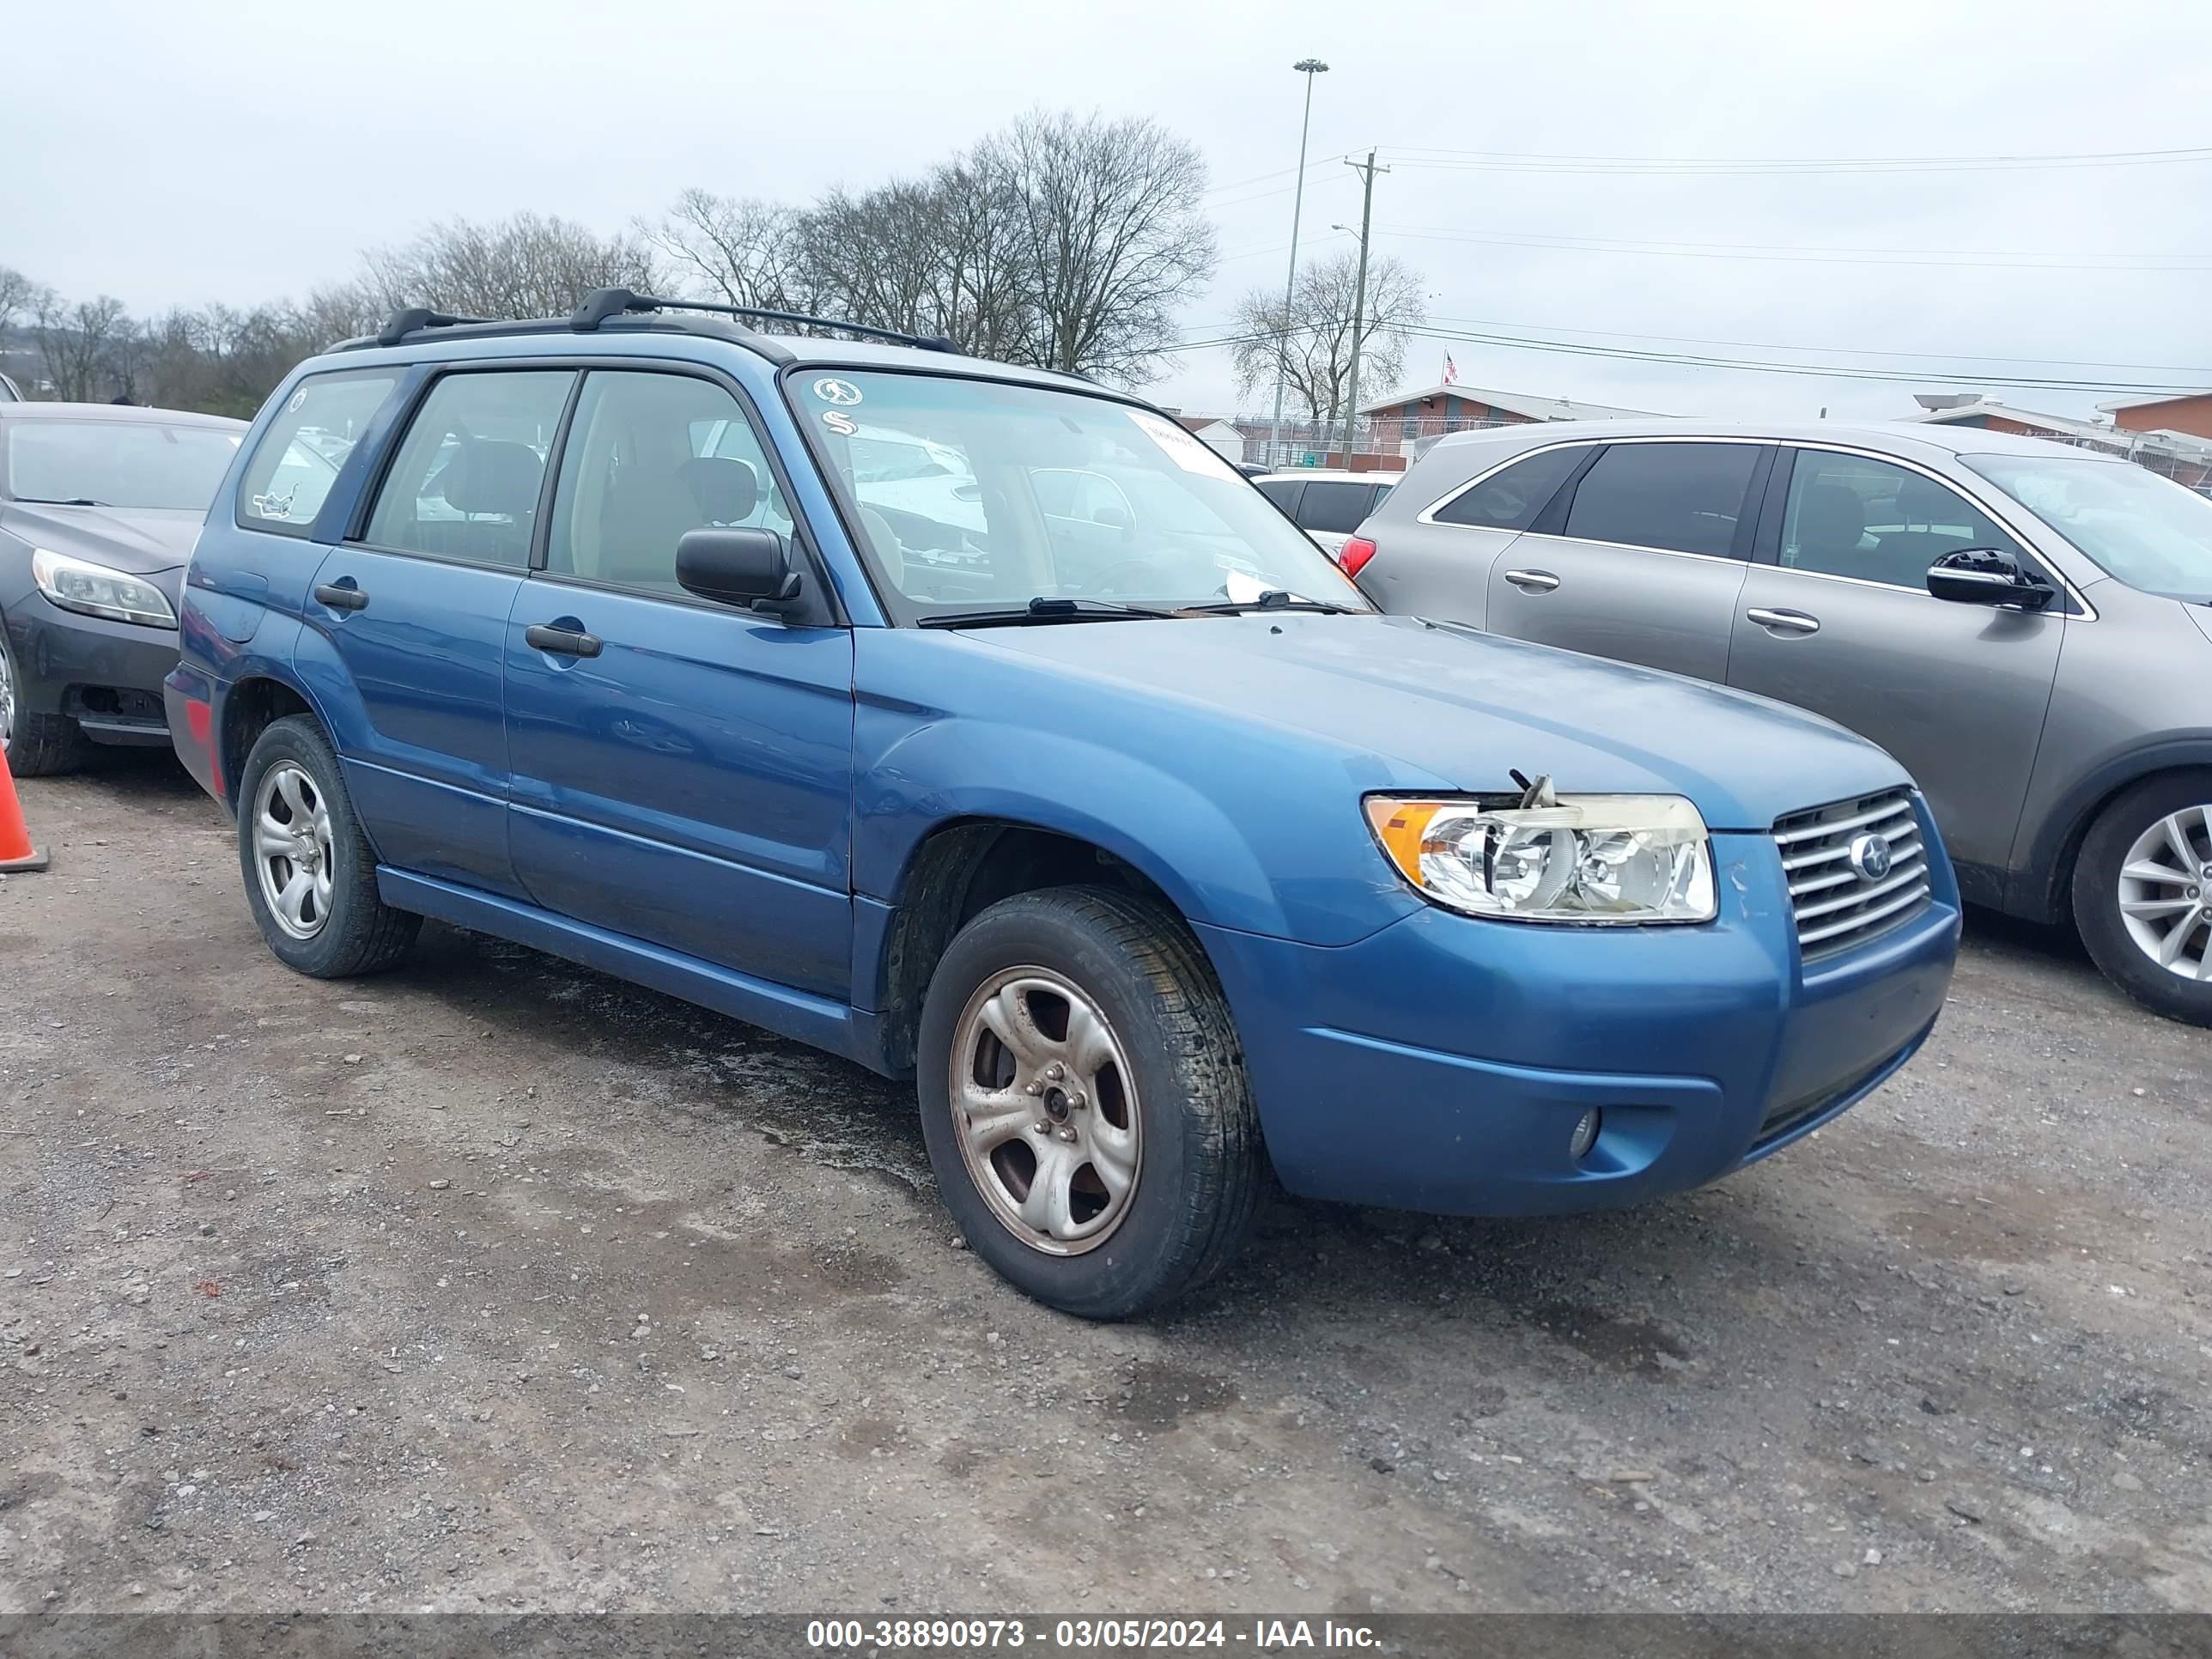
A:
1338 535 1377 577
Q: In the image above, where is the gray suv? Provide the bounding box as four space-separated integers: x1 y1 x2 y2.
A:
1347 420 2212 1024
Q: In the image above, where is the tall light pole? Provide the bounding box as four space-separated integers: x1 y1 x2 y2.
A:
1267 58 1328 468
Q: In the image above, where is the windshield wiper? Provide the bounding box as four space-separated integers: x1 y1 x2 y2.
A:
918 596 1179 628
14 495 106 507
1179 590 1358 616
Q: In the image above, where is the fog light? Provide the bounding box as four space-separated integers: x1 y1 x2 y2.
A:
1568 1109 1601 1161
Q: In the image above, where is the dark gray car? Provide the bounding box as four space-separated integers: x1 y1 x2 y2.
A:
1349 419 2212 1024
0 402 246 774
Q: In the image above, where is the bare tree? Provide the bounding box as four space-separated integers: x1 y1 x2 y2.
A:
361 212 665 320
0 266 35 337
1231 252 1425 425
646 190 811 313
989 112 1217 384
33 293 131 402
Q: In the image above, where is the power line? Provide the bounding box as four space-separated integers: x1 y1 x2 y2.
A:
1376 143 2212 177
1371 223 2212 274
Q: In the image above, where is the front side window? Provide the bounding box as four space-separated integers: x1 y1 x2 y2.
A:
1781 450 2021 590
1963 452 2212 603
363 371 574 568
790 373 1364 614
4 418 241 511
1431 444 1587 531
237 371 398 535
1562 441 1759 557
547 372 794 595
1298 480 1380 535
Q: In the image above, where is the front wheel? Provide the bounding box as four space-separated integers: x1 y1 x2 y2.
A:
0 620 88 777
236 715 421 978
2072 771 2212 1026
915 886 1263 1319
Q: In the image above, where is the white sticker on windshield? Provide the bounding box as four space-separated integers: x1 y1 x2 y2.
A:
1128 410 1232 477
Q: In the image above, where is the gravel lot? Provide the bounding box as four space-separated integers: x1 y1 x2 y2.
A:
3 751 2209 1618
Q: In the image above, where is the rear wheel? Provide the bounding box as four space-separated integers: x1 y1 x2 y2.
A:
916 886 1263 1319
0 622 88 777
2072 771 2212 1026
236 715 420 977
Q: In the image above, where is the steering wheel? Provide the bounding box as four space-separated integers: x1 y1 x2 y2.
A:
1085 559 1169 598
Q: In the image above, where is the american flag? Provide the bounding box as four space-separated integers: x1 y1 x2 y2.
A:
1442 354 1458 386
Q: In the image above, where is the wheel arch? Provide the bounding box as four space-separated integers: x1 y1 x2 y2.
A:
216 665 331 814
2014 740 2212 926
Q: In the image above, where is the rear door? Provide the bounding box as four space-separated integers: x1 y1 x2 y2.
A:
1354 441 1591 623
1725 445 2063 877
300 366 574 901
501 365 856 998
1482 439 1770 682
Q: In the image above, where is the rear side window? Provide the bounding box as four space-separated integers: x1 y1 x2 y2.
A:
235 371 399 537
362 371 574 568
1255 478 1303 514
1432 445 1587 531
1298 480 1381 535
1562 442 1759 557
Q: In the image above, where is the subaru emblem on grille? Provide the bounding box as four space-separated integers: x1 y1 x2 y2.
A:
1847 831 1893 883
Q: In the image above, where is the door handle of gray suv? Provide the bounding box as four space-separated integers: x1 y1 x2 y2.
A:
1504 568 1561 592
1747 607 1820 635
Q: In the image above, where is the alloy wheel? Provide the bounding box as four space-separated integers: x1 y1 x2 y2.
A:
2116 805 2212 981
252 762 336 940
0 634 15 749
947 966 1142 1255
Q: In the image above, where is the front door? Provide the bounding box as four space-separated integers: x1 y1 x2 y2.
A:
1726 446 2063 877
501 367 857 998
302 367 575 901
1481 440 1771 683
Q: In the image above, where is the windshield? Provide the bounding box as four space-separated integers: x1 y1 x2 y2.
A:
790 371 1368 617
4 419 241 510
1962 453 2212 603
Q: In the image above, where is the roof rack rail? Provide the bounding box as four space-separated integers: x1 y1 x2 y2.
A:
568 288 957 354
374 307 490 349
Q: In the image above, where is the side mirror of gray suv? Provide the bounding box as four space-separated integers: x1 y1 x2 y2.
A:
1926 549 2057 612
677 527 803 611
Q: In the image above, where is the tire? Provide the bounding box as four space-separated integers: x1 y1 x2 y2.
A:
915 884 1263 1319
2071 769 2212 1027
236 715 420 978
0 622 88 777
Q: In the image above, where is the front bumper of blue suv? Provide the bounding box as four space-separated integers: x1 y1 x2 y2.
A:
1193 822 1960 1217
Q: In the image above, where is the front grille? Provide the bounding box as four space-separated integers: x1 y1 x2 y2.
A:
1772 787 1931 960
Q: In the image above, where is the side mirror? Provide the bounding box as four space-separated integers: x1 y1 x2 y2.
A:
1926 548 2056 612
1092 504 1133 531
676 527 803 611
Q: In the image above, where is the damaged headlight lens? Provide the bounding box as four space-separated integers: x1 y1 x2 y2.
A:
1364 794 1717 924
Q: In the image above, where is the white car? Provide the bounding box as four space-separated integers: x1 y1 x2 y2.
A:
1251 468 1400 559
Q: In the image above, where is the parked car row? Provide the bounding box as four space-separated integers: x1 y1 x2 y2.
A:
1344 422 2212 1025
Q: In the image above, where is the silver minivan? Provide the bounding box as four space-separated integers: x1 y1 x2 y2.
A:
1347 420 2212 1024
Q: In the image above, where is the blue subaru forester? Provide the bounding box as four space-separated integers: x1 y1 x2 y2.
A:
166 290 1960 1317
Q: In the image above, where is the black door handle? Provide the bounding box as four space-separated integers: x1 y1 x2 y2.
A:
525 623 604 659
313 582 368 612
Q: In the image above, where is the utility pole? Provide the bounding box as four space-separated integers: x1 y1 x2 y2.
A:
1339 149 1388 464
1268 58 1328 469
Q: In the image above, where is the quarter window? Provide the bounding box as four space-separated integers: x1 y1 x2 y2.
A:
236 371 398 537
1431 444 1588 532
1780 450 2022 589
363 371 574 568
546 372 793 596
1562 442 1759 557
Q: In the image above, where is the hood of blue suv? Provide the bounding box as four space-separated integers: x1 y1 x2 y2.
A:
2 502 204 583
963 611 1910 831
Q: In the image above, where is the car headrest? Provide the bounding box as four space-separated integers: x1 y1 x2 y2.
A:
440 440 544 518
1798 482 1865 551
680 455 759 525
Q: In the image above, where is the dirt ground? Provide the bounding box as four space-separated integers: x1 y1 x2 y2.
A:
3 750 2209 1619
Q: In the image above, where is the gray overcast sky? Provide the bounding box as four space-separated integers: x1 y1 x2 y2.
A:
7 0 2208 424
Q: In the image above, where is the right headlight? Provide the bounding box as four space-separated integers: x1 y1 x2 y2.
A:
1364 793 1717 924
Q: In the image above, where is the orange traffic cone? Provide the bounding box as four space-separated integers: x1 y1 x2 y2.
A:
0 741 50 873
